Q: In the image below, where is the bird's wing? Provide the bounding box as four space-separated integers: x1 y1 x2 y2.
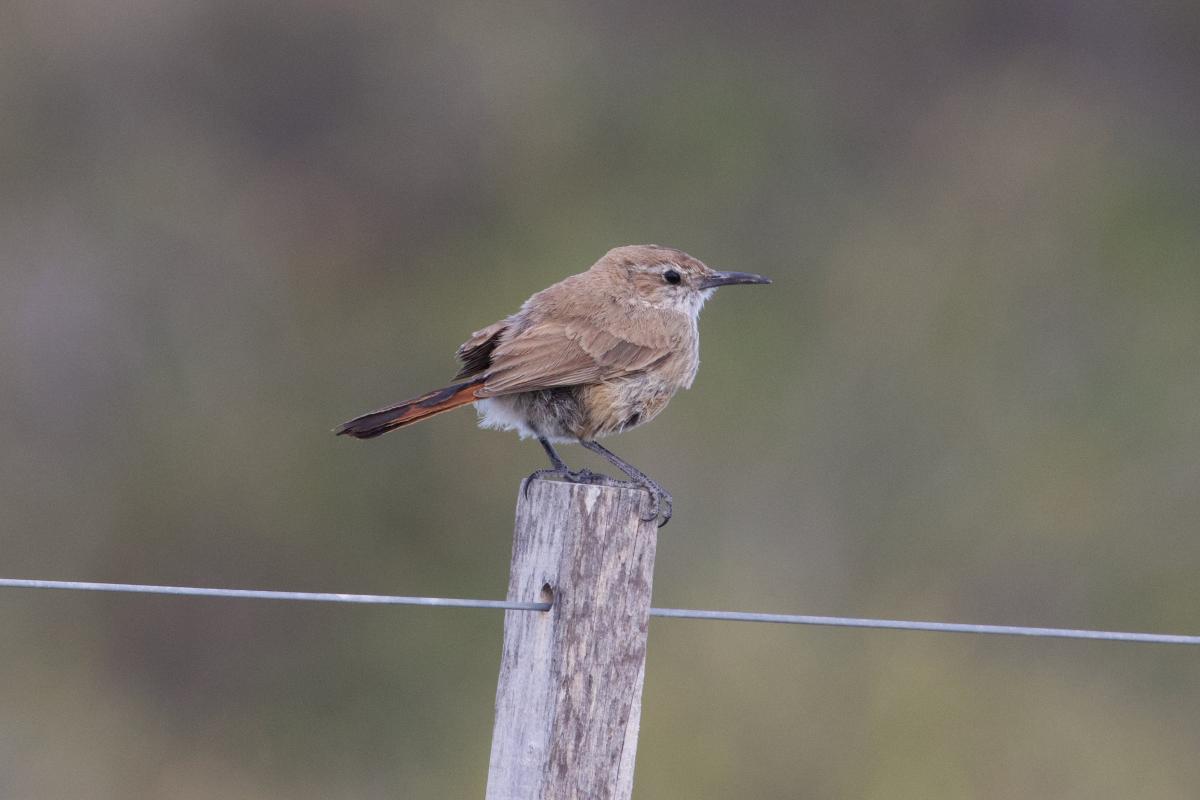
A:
454 320 508 379
477 316 671 396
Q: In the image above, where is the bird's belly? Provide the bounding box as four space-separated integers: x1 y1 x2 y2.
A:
474 375 681 443
474 388 586 443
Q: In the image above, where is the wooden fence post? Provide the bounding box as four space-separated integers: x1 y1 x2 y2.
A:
485 477 658 800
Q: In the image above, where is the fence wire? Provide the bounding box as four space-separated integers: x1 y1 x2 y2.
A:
3 578 1197 646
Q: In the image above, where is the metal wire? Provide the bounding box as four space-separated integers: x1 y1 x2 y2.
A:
0 579 550 611
3 577 1197 645
647 607 1200 644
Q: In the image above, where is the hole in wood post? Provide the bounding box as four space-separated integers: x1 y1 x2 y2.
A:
539 582 554 606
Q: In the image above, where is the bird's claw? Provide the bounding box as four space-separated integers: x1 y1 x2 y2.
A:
638 480 673 528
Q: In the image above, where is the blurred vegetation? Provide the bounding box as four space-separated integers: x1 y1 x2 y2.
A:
2 1 1199 797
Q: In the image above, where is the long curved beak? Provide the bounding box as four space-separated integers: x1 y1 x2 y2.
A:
699 270 772 290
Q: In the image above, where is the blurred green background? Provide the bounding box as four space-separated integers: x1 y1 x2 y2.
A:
3 1 1199 797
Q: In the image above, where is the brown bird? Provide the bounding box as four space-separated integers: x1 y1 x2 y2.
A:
335 245 770 526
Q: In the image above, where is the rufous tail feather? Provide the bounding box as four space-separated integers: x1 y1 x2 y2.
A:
334 377 484 439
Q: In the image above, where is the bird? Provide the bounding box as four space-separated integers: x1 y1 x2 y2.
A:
334 245 770 526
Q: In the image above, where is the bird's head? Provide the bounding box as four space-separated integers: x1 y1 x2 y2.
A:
595 244 771 316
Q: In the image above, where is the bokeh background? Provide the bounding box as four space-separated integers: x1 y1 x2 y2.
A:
3 1 1199 797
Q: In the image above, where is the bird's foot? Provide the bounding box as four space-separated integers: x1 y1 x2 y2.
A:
590 474 673 527
523 467 609 497
523 469 673 525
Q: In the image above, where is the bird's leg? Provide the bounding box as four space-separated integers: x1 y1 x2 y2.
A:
524 436 605 496
538 436 569 471
578 440 673 527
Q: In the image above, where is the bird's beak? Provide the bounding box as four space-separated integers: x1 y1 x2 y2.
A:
699 270 772 290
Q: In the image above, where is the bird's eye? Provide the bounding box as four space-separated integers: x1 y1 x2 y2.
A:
663 269 682 285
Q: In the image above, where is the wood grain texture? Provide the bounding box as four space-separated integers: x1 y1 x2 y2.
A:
486 478 658 800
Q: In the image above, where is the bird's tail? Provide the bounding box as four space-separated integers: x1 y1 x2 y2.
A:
334 377 485 439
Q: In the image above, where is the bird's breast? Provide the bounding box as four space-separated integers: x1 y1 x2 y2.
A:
580 371 682 439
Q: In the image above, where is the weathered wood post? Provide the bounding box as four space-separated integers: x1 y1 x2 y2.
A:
486 477 658 800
